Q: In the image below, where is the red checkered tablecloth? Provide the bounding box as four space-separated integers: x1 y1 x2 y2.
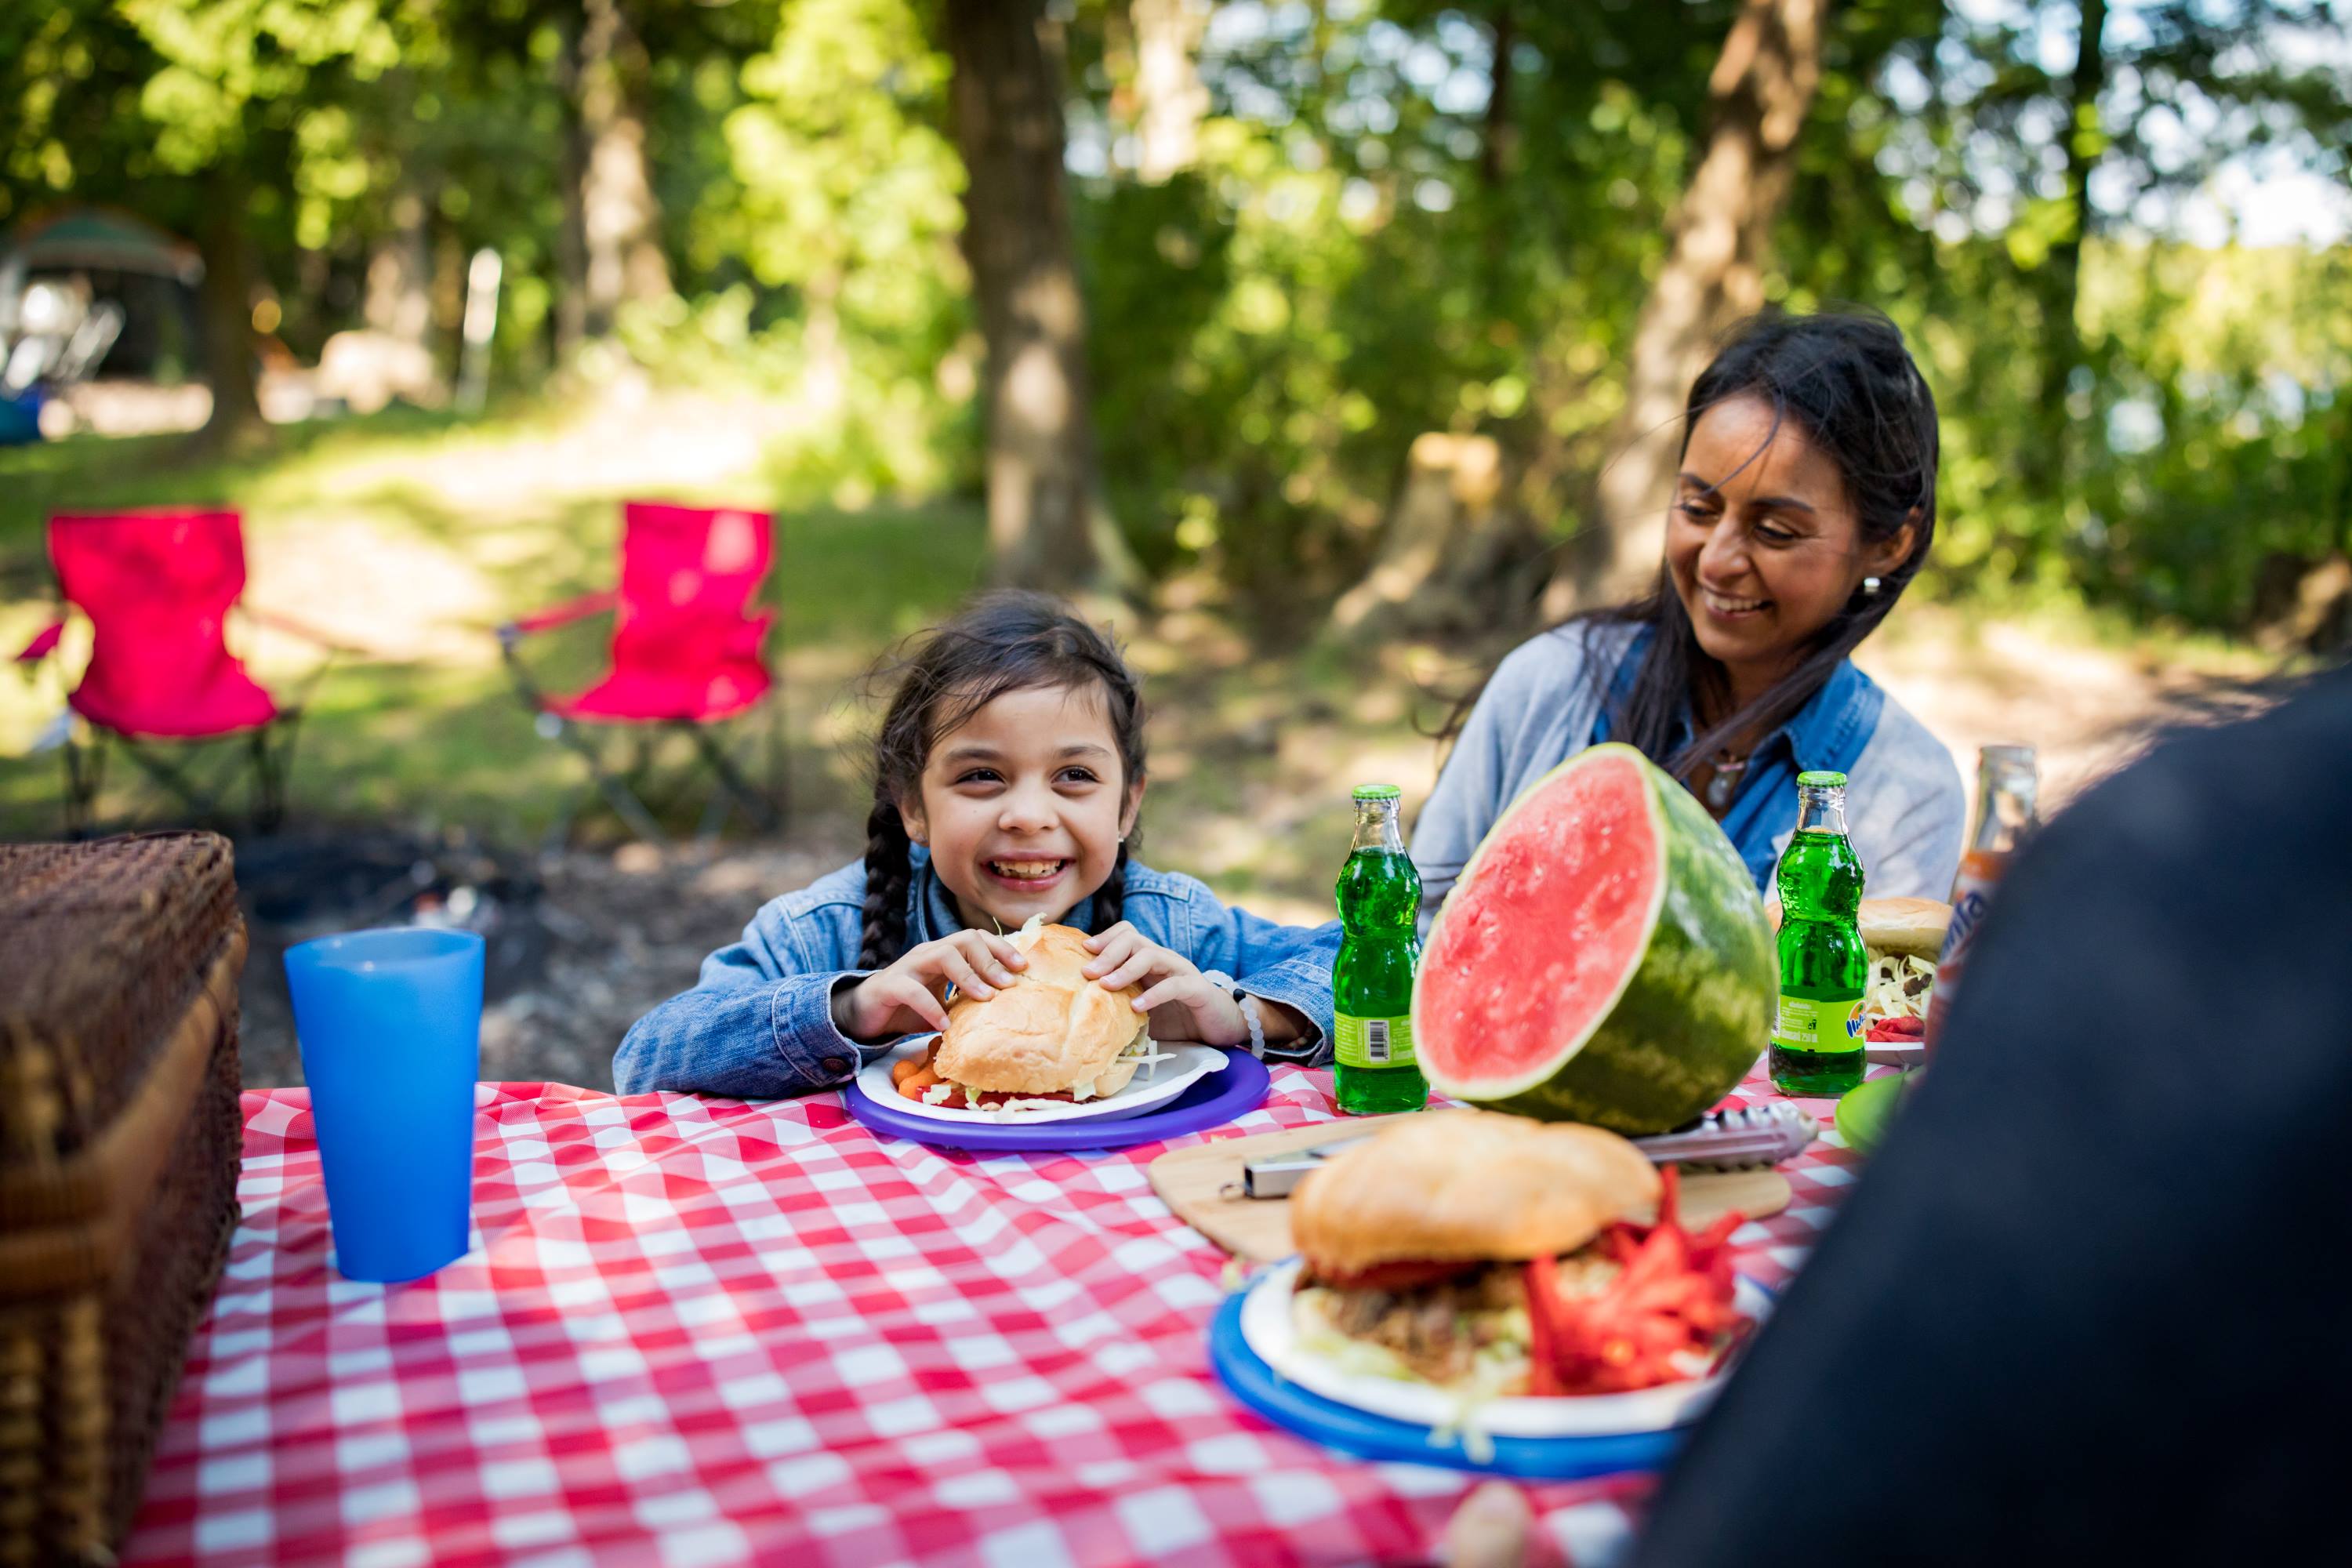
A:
125 1066 1861 1566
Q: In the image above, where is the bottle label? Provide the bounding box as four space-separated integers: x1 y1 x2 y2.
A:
1336 1013 1416 1069
1936 851 2008 969
1771 993 1864 1054
1926 849 2009 1047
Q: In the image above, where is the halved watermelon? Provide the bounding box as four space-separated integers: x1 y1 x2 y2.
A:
1414 742 1774 1134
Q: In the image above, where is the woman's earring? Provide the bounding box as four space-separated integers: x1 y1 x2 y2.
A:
1862 576 1883 595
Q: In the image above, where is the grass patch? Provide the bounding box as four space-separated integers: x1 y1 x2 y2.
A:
0 405 490 568
0 404 990 842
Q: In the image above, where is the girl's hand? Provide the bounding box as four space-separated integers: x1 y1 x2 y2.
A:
1083 922 1249 1047
836 930 1028 1041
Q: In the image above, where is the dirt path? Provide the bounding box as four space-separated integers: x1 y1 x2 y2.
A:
1853 605 2274 808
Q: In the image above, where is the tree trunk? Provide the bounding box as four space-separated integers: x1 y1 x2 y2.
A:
1334 434 1541 636
1479 3 1517 191
195 158 265 449
1476 3 1519 317
568 0 670 343
364 187 435 350
944 0 1108 592
1543 0 1827 616
363 68 434 358
1131 0 1209 183
553 9 590 356
2027 0 2106 499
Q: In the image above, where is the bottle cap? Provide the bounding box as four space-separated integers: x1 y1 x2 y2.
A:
1796 770 1849 788
1352 784 1403 801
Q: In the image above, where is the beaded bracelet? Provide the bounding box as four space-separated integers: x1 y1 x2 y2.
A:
1199 970 1266 1058
1234 991 1268 1058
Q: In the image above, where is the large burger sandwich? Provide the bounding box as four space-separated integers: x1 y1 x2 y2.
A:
1289 1110 1748 1398
892 920 1168 1110
1857 896 1948 1044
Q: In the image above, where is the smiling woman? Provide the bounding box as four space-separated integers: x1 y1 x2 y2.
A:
1414 310 1965 912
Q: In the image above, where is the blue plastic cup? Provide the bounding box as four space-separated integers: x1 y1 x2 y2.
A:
284 927 485 1283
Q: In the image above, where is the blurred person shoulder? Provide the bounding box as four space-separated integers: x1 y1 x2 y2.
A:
2016 662 2352 936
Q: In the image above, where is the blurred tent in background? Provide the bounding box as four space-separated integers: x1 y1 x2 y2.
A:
0 207 204 443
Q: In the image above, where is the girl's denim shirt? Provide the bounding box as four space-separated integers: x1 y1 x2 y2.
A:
614 851 1340 1100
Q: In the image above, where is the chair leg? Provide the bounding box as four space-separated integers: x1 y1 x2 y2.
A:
543 717 667 844
270 710 305 830
687 725 781 832
694 777 734 846
766 689 789 834
588 766 668 845
542 773 591 855
118 739 230 826
252 715 299 833
63 731 105 840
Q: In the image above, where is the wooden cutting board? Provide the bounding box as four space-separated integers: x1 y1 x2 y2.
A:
1147 1117 1792 1265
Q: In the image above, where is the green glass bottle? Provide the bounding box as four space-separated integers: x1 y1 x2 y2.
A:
1333 785 1428 1116
1769 771 1868 1098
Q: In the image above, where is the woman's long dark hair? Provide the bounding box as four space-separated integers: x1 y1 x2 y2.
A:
1455 307 1939 779
856 590 1148 968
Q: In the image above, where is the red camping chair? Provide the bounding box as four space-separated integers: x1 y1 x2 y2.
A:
497 501 783 843
13 509 342 834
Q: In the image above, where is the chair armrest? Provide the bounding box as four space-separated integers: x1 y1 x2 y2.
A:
14 620 64 666
726 611 775 660
499 590 619 648
241 604 373 657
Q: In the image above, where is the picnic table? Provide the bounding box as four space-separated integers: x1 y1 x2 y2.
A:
122 1065 1862 1566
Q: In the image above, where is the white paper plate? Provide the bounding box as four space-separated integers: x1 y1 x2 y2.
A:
858 1037 1228 1125
1240 1256 1770 1439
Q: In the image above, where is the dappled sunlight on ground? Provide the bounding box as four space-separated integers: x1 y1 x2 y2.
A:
274 379 807 517
245 514 504 666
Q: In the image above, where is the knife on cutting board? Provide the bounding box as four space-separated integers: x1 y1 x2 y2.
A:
1238 1099 1818 1198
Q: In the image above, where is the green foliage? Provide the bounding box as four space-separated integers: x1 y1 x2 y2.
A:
2 0 2346 638
677 0 975 507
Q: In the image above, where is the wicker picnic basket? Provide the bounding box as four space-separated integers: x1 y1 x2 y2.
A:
0 833 246 1566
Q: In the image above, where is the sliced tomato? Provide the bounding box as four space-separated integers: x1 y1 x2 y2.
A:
1522 1185 1753 1398
966 1088 1079 1110
1523 1257 1562 1396
1313 1258 1483 1292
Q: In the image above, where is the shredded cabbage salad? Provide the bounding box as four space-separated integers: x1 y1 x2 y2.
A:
1865 950 1937 1021
978 1034 1181 1121
1293 1286 1526 1461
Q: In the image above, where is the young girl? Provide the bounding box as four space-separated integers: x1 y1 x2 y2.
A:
1414 309 1965 918
615 592 1337 1100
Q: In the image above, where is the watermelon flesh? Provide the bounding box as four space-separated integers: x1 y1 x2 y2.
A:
1415 743 1774 1134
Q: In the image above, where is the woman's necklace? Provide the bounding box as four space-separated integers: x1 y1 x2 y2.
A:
1702 750 1750 812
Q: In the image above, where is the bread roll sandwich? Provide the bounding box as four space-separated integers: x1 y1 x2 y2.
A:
1857 897 1949 1041
892 920 1163 1110
1288 1111 1747 1397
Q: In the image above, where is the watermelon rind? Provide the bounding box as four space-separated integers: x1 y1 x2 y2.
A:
1414 742 1775 1134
